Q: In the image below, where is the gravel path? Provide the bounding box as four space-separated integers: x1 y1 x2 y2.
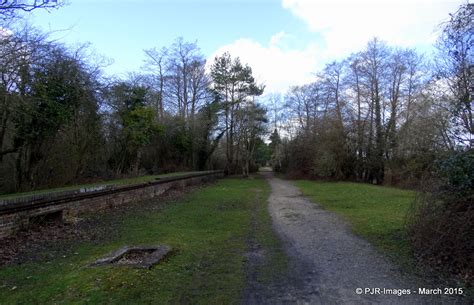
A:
246 172 464 305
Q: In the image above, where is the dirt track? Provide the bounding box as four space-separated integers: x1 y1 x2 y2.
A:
242 172 465 304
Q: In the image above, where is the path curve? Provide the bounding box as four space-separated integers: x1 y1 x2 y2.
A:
248 172 462 304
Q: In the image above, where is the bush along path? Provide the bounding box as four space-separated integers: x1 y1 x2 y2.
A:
244 172 467 304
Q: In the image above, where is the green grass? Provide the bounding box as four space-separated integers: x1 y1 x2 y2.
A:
0 177 282 304
0 171 203 200
295 181 415 263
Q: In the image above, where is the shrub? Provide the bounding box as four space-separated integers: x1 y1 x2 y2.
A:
409 149 473 285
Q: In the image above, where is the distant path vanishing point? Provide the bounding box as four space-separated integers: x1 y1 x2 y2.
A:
243 172 463 305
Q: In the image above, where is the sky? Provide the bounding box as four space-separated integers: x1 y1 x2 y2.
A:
27 0 465 95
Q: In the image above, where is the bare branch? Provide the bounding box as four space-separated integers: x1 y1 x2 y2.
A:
0 0 65 21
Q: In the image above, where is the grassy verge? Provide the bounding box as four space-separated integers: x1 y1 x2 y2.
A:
0 177 278 304
248 177 288 285
295 181 415 264
0 171 203 200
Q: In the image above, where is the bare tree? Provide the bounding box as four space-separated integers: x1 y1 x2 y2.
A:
143 47 168 119
284 84 319 132
0 0 64 22
321 61 345 134
435 3 473 146
359 38 390 183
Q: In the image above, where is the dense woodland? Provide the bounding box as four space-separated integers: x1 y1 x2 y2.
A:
0 1 472 283
0 29 267 193
272 11 472 187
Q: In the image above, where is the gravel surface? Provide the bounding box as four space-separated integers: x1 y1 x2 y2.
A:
245 172 466 305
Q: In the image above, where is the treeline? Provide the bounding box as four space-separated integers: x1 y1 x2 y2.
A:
273 4 472 189
0 29 268 193
271 3 473 282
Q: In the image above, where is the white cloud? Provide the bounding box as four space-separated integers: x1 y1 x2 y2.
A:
269 31 288 46
0 27 13 37
282 0 461 58
208 37 322 94
208 0 461 95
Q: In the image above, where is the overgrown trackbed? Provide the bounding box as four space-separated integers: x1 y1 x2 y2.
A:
249 172 460 304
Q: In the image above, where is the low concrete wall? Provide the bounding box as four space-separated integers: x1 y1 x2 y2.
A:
0 171 224 238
